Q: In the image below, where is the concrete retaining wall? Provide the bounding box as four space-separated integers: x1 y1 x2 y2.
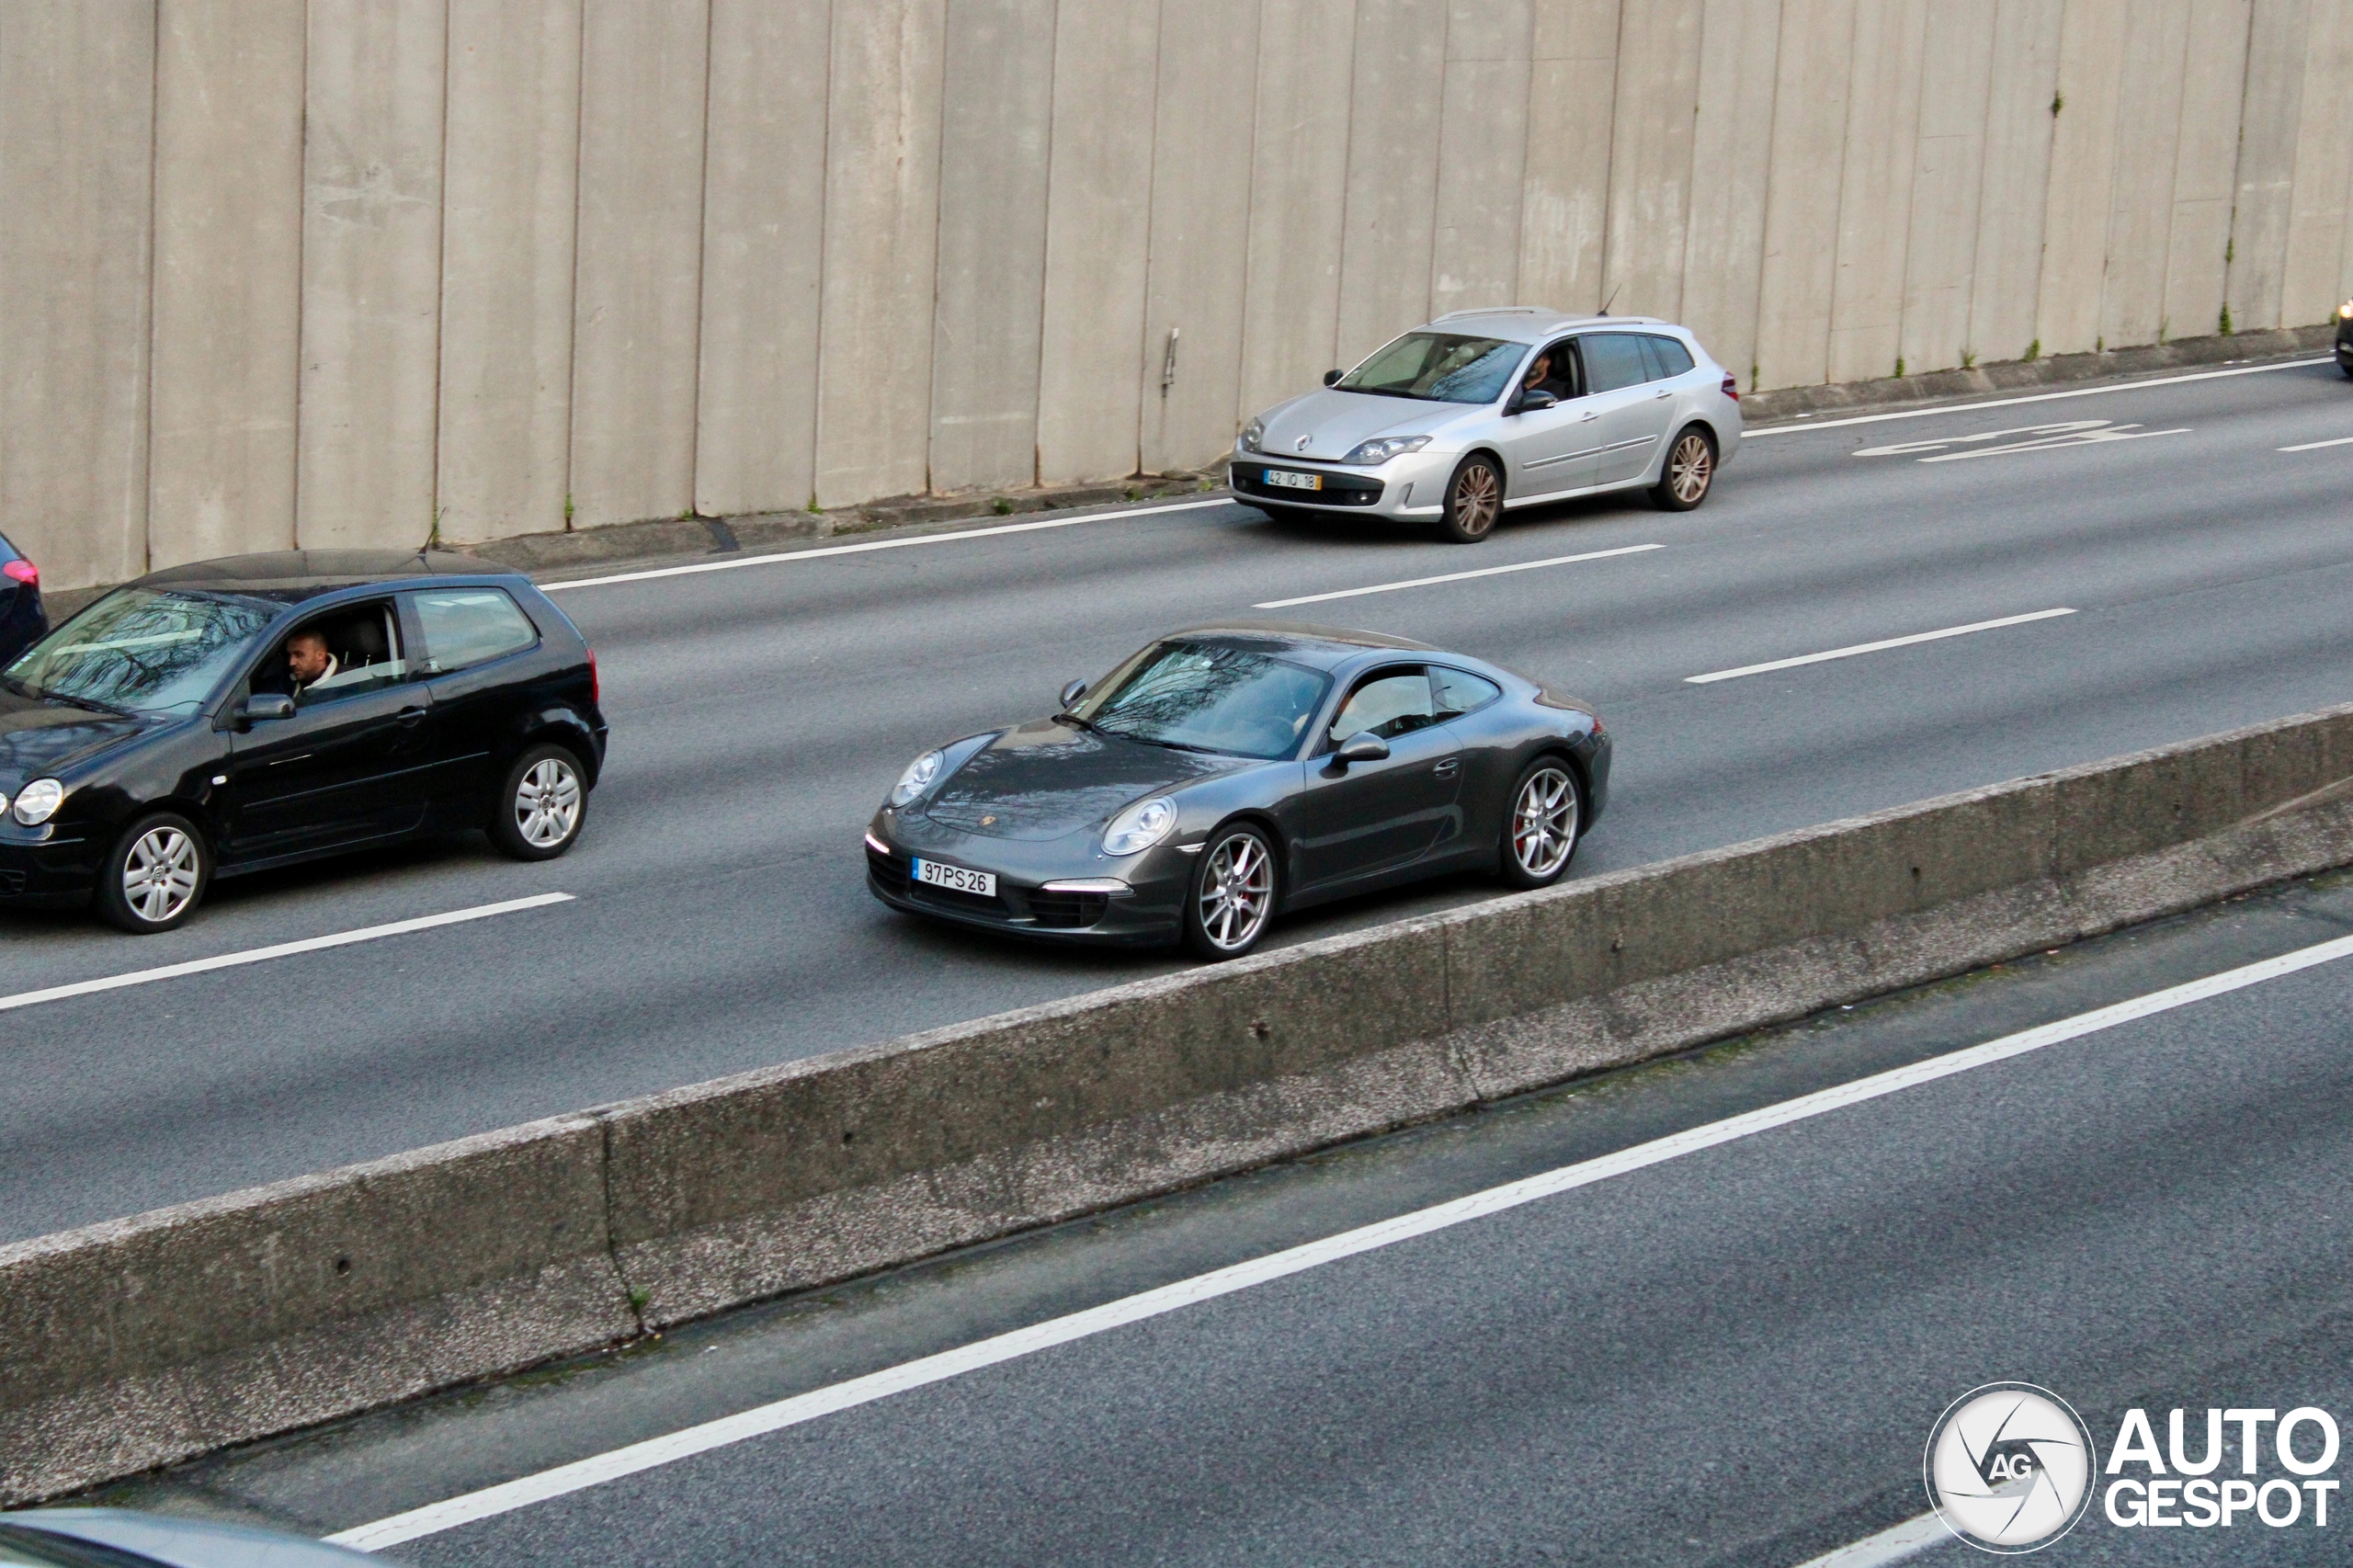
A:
7 0 2353 587
9 703 2353 1502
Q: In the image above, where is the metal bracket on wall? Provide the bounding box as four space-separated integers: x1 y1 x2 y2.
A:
1162 327 1180 392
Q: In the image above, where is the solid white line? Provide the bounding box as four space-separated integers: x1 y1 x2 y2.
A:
328 928 2353 1551
1743 357 2331 437
1685 608 2076 685
1792 1512 1952 1567
540 498 1236 592
0 893 575 1016
1252 543 1664 609
2279 435 2353 451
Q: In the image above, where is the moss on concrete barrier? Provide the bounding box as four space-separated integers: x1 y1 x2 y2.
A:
9 704 2353 1502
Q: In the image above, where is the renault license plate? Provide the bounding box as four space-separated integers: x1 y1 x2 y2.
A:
913 858 995 897
1264 469 1323 491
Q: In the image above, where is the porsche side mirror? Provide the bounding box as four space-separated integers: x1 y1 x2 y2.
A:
1510 390 1558 415
1059 678 1089 710
236 693 294 727
1334 732 1390 766
1323 369 1342 387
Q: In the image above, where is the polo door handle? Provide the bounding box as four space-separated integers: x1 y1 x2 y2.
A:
395 706 427 727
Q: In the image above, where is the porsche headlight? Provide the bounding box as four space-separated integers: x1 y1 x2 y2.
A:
12 778 63 825
1239 417 1266 453
889 750 944 807
1102 796 1176 857
1342 434 1431 466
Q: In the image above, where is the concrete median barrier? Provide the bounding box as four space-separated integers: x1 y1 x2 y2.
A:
9 705 2353 1502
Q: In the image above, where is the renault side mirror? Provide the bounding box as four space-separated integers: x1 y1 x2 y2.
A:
1334 732 1390 766
1059 678 1089 710
1322 369 1342 387
236 693 294 727
1511 390 1558 415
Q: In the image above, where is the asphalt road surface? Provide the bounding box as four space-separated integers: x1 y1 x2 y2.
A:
6 353 2353 1242
89 865 2353 1566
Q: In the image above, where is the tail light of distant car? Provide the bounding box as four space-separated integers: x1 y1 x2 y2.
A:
1 559 34 586
1721 375 1739 402
587 651 599 706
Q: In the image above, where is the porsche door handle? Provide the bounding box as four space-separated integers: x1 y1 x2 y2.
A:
1433 757 1461 778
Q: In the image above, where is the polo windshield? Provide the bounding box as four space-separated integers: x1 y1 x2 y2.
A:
1075 640 1332 760
3 588 276 715
1337 332 1525 404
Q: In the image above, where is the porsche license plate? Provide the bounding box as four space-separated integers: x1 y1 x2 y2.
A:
913 858 995 897
1263 469 1323 491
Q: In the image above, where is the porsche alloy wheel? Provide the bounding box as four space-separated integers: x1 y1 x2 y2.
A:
1501 760 1580 889
1187 825 1276 960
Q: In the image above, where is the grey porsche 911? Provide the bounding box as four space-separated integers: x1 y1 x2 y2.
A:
865 623 1610 960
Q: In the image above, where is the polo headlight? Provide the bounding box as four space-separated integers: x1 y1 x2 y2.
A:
1342 434 1432 466
889 750 943 807
2339 300 2353 320
1102 796 1176 857
1239 417 1266 453
12 778 63 825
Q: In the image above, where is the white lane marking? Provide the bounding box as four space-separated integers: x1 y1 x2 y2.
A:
1685 608 2076 685
0 893 575 1016
1252 543 1664 609
329 929 2353 1551
541 498 1235 592
1744 356 2331 437
1792 1511 1952 1567
1917 423 2188 462
1850 418 2191 462
2279 435 2353 451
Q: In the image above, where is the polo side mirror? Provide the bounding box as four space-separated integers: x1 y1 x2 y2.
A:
236 693 295 726
1323 369 1343 387
1059 678 1089 710
1334 732 1390 766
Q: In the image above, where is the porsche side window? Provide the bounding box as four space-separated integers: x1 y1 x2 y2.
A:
1431 667 1502 720
1331 670 1437 744
411 588 538 675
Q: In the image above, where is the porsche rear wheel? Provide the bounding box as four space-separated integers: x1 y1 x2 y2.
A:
1184 824 1278 960
1498 757 1581 890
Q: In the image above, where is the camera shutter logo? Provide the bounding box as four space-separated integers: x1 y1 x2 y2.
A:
1924 1383 2098 1552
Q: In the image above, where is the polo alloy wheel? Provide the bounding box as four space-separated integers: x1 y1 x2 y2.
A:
97 812 211 933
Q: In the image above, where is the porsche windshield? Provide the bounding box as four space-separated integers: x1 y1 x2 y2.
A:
3 588 276 715
1076 640 1332 760
1336 331 1525 403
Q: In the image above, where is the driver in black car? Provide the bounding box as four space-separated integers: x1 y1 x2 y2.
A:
286 628 338 699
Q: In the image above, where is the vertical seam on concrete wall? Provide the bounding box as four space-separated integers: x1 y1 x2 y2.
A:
1747 0 1787 387
595 1112 646 1334
1230 0 1274 434
2151 5 2193 343
1888 0 1925 366
562 0 589 529
1028 0 1063 486
427 0 453 549
924 0 951 495
1424 1 1450 310
290 1 313 548
807 0 837 512
1132 0 1166 476
1328 0 1366 372
688 0 717 517
2221 0 2258 317
1596 0 1629 309
139 0 163 574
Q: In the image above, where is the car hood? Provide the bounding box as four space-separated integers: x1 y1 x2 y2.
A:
0 686 156 783
1249 390 1475 463
919 718 1247 840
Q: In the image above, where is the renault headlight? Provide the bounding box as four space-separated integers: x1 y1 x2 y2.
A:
1239 417 1266 453
12 778 63 825
1102 796 1176 857
889 750 944 807
2339 300 2353 320
1342 434 1431 466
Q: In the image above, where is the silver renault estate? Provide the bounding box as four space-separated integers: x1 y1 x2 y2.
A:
1231 308 1743 542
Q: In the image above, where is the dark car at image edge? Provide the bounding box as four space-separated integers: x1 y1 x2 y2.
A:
867 622 1609 960
0 527 46 668
0 550 606 933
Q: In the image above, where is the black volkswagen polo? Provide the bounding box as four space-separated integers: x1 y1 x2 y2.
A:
0 551 607 933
